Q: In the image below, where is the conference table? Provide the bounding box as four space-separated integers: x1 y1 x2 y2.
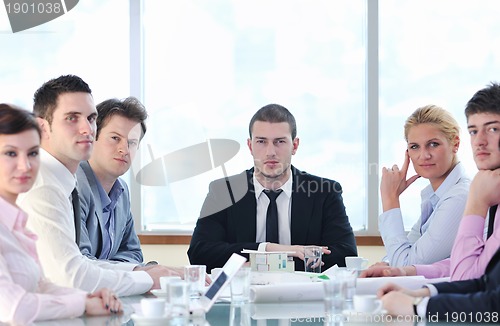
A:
33 296 483 326
33 273 479 325
33 294 413 326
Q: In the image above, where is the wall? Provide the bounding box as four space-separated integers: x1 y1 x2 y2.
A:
142 245 387 267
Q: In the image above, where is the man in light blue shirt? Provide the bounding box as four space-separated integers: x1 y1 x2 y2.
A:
77 97 146 263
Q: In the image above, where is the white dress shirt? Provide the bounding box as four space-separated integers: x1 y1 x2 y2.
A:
17 149 153 296
253 173 293 250
379 162 471 266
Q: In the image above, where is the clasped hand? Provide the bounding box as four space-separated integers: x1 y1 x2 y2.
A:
85 288 122 316
376 283 430 316
464 168 500 216
265 243 331 264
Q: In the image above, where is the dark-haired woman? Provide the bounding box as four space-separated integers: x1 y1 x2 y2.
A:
0 104 122 324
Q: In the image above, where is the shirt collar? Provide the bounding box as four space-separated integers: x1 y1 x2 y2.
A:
93 171 124 212
253 171 293 200
0 196 29 232
421 161 466 205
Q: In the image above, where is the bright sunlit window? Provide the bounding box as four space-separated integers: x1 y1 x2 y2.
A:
0 1 130 107
378 0 499 226
136 0 368 233
3 0 500 237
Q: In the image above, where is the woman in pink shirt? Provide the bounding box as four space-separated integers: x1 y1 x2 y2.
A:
0 104 122 324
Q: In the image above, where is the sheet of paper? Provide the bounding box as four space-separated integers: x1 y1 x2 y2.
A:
251 302 324 319
250 282 324 303
356 275 426 294
249 274 443 302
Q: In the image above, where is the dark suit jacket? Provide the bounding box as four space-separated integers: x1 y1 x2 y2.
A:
76 161 143 263
427 247 500 320
188 166 357 272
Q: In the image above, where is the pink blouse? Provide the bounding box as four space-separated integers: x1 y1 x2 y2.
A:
0 197 86 324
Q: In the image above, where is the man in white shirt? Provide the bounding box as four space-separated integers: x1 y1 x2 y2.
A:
17 75 182 296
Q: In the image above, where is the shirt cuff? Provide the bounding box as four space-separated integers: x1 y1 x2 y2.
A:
424 284 438 296
258 242 268 251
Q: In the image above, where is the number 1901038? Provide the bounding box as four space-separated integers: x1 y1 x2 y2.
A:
5 2 62 14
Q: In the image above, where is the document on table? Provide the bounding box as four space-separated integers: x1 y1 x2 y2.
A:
251 302 324 320
249 272 449 303
356 275 427 294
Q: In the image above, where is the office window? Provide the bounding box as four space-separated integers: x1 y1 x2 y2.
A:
137 0 368 232
0 1 130 108
379 0 500 226
6 0 498 236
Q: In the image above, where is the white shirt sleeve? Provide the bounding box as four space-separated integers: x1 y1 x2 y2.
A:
416 284 438 318
416 296 431 317
257 242 268 251
19 185 152 297
424 284 439 297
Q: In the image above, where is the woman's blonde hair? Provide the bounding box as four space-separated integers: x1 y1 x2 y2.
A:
404 104 460 144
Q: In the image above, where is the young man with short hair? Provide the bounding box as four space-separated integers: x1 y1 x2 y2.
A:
188 104 357 272
18 75 182 297
77 97 147 264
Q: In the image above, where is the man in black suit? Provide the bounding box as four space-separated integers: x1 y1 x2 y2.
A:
379 248 500 321
188 104 357 272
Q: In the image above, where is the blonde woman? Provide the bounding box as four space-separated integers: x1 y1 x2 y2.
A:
379 105 470 266
0 104 121 324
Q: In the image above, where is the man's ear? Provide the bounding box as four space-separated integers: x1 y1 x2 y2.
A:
292 137 300 155
247 138 253 154
36 117 49 139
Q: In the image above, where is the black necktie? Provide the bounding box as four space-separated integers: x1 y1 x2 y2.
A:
264 189 282 243
71 188 81 245
488 205 497 239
